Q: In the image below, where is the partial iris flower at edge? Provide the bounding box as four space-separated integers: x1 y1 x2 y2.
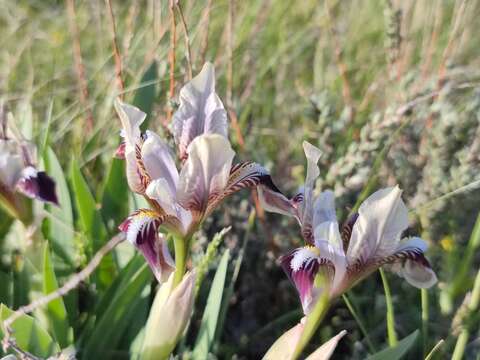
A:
0 117 58 206
259 141 437 314
115 62 283 283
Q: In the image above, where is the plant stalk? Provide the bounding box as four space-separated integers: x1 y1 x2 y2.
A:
292 292 330 360
173 236 188 288
380 268 398 346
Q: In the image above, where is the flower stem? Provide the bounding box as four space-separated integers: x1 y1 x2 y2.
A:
292 292 330 360
380 268 398 346
421 288 429 357
173 236 187 288
452 268 480 360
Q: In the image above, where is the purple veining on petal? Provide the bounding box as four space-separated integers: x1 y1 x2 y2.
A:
280 251 319 312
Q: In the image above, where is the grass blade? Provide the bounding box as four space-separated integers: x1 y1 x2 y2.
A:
193 249 230 359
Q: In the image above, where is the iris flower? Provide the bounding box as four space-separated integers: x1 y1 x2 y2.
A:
259 141 437 313
0 115 58 207
117 63 279 282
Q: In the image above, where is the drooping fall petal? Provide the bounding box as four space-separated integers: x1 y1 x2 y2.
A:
16 167 58 204
381 237 437 288
172 62 228 160
206 161 282 216
118 209 175 283
346 186 409 265
176 134 234 213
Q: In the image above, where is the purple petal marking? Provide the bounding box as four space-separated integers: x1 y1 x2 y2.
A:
118 210 174 282
16 167 58 205
280 251 320 313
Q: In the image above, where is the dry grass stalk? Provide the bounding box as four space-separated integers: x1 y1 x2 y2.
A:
166 0 177 123
324 0 355 122
65 0 94 133
199 0 213 66
176 1 193 80
2 234 125 354
105 0 125 97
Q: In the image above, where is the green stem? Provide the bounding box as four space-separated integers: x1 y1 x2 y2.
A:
292 292 330 360
342 294 376 353
421 289 429 357
380 268 398 346
452 268 480 360
173 236 188 288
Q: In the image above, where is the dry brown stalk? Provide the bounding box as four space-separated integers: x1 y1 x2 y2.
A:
166 0 177 123
226 0 245 150
65 0 94 133
2 233 125 354
176 1 193 80
324 0 355 122
199 0 213 66
105 0 125 97
123 0 139 61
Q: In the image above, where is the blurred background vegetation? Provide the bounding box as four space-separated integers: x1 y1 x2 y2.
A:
1 0 480 358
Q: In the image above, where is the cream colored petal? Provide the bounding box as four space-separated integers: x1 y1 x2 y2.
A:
0 140 23 189
301 141 322 229
313 190 337 228
142 271 196 360
114 98 145 149
177 134 234 212
172 62 228 159
347 186 408 264
142 130 179 193
305 330 347 360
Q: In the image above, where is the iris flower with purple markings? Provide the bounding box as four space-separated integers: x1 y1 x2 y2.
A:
259 141 437 314
116 63 278 283
0 116 58 206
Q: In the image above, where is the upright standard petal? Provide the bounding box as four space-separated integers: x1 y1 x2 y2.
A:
299 141 322 241
312 190 336 227
114 99 149 193
176 134 234 214
381 237 437 288
118 209 175 283
172 62 228 160
141 131 179 194
346 186 409 265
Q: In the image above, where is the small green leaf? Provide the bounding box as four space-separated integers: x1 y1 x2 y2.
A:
0 304 60 357
43 147 76 267
193 249 230 359
100 158 129 233
42 243 73 347
70 159 116 288
366 330 419 360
